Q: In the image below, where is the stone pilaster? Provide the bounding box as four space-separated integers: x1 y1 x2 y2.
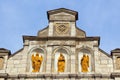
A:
46 46 52 73
71 54 75 73
70 46 75 73
71 22 76 37
48 22 53 36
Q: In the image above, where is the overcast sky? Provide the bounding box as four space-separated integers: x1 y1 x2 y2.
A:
0 0 120 54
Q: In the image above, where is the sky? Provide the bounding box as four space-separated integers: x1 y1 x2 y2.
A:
0 0 120 54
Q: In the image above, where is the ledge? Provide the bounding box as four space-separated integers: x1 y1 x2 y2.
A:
111 72 120 77
23 36 100 42
1 73 119 79
0 73 115 79
0 73 8 78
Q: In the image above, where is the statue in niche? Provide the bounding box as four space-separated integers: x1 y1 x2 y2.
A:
0 57 4 69
31 52 43 72
81 54 89 72
58 53 65 72
116 57 120 70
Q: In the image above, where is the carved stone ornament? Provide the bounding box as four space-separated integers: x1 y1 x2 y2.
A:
54 23 69 34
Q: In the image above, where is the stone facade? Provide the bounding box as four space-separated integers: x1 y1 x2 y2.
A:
0 8 120 80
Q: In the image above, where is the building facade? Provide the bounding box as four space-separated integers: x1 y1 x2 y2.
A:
0 8 120 80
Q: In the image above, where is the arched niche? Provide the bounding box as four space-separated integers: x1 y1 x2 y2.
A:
27 47 46 73
116 57 120 70
0 57 4 70
52 47 71 73
76 47 94 73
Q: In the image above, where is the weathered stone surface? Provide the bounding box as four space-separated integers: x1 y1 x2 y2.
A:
0 8 120 80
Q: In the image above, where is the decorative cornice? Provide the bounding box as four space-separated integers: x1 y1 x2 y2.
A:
0 73 8 78
111 48 120 56
0 48 11 55
111 72 120 77
0 73 115 79
23 36 100 46
23 36 100 42
47 8 78 20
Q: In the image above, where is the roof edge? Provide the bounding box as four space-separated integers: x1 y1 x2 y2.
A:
47 8 78 20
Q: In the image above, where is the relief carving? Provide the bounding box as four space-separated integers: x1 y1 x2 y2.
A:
81 54 89 72
54 23 69 35
31 53 43 72
58 53 65 72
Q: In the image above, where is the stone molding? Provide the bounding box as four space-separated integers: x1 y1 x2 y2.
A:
111 72 120 77
111 48 120 56
0 48 11 56
0 73 8 78
0 73 117 79
23 36 100 42
47 8 78 21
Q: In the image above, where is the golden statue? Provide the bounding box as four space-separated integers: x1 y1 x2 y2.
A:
58 53 65 72
31 53 43 72
81 54 89 72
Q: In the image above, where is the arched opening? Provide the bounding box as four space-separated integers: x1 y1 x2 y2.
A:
52 47 71 73
76 47 94 73
27 47 46 73
78 49 92 72
116 57 120 70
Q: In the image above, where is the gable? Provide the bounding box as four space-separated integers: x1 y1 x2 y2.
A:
47 8 78 21
49 12 76 21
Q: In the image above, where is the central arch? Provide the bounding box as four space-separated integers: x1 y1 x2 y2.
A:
51 46 71 73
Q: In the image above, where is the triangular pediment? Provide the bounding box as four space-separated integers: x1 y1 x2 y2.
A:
47 8 78 21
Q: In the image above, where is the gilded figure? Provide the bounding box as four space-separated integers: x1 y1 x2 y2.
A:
31 53 43 72
81 54 89 72
58 53 65 72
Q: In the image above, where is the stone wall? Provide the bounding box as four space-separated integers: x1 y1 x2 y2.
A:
95 49 113 74
5 40 113 74
1 8 120 80
6 49 26 74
